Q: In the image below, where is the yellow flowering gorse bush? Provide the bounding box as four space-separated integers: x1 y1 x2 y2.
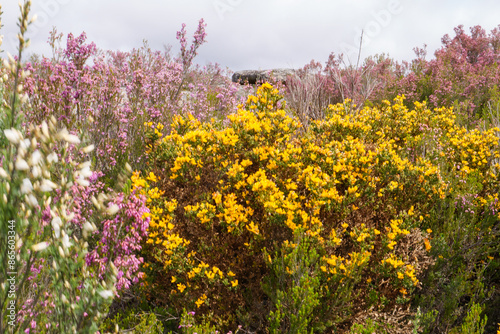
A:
133 83 499 331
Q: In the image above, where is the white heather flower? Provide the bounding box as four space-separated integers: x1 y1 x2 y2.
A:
39 179 58 192
26 194 38 207
15 158 29 171
78 161 91 170
19 138 30 150
98 290 114 299
31 241 49 252
58 246 65 258
55 128 68 140
0 167 8 178
82 221 94 239
106 204 120 215
15 238 23 251
91 196 101 210
20 94 28 104
30 150 42 166
50 116 57 126
21 178 33 194
110 262 119 276
61 233 72 250
42 169 51 179
82 144 94 153
47 152 58 164
80 166 92 179
64 212 75 222
98 193 109 202
21 70 31 80
51 217 62 238
32 165 41 178
4 129 21 144
41 121 49 138
63 133 81 144
76 177 89 187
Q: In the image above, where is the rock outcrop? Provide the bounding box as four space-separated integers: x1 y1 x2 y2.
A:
232 68 296 85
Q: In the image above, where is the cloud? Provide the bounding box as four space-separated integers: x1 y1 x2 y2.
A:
2 0 500 71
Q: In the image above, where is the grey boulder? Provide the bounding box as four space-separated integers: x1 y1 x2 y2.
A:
232 68 296 85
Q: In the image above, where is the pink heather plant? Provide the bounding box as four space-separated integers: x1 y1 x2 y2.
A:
16 21 244 317
384 25 500 120
286 25 500 130
38 167 151 292
86 190 150 292
23 19 241 177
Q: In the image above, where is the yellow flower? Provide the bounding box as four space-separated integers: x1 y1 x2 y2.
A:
131 171 148 189
195 294 207 308
177 283 186 293
262 82 273 90
206 270 215 280
424 238 432 252
228 270 236 277
231 280 238 287
212 191 223 205
246 221 260 235
408 206 414 216
146 172 158 182
171 276 177 283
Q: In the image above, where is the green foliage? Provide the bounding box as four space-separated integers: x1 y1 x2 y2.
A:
449 303 487 334
350 319 388 334
134 313 165 334
168 309 220 334
100 311 165 334
265 232 321 334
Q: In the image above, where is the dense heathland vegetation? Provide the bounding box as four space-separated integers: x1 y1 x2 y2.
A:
1 2 500 333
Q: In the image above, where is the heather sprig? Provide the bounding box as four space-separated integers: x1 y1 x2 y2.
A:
0 115 119 333
0 6 132 332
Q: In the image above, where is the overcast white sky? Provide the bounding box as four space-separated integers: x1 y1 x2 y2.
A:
2 0 500 72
